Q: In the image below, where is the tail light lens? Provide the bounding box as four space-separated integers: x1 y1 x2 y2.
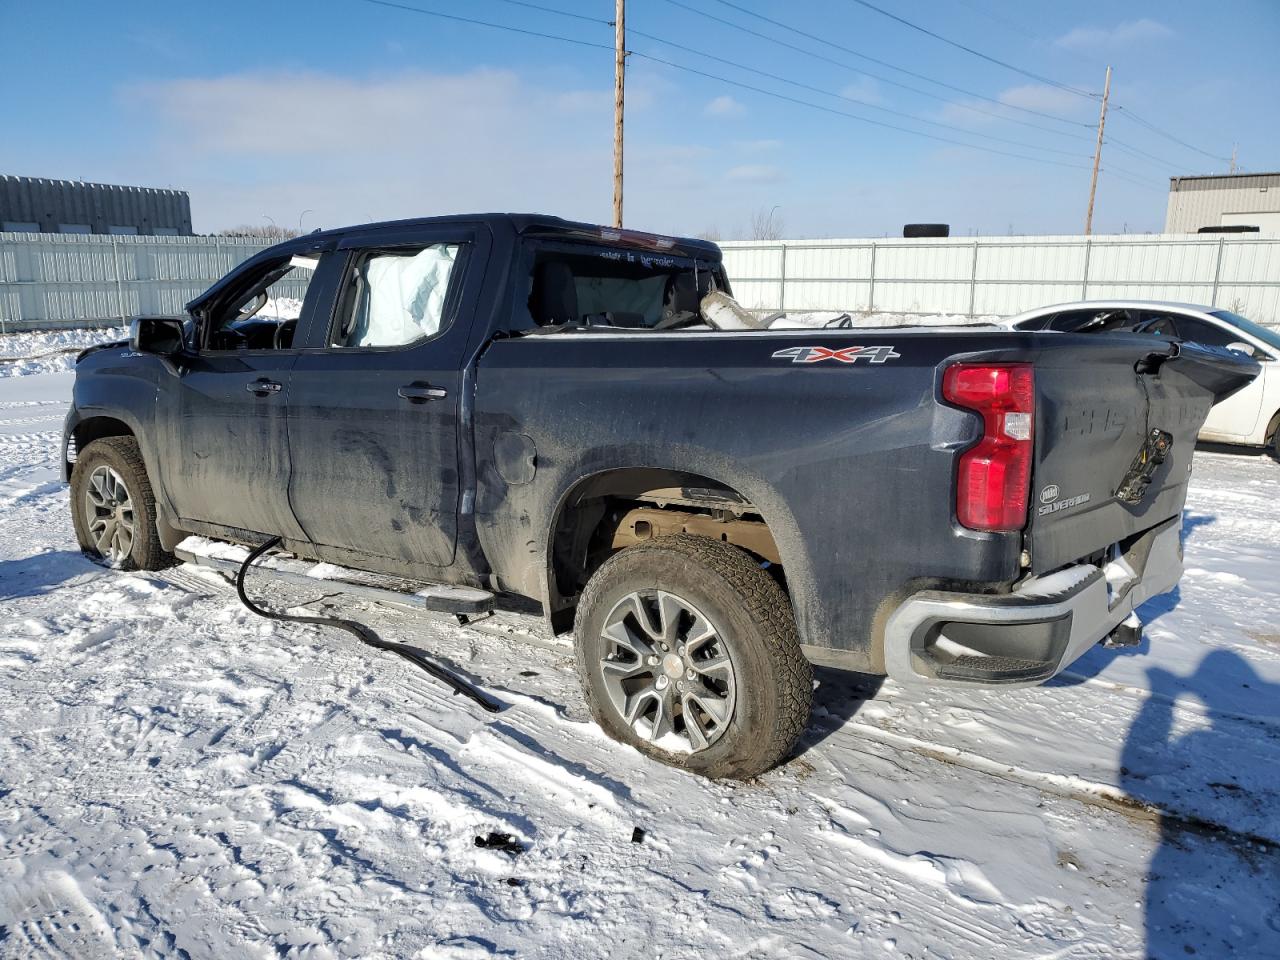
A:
942 363 1035 532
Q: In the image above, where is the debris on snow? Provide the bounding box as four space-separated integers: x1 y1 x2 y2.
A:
474 832 526 855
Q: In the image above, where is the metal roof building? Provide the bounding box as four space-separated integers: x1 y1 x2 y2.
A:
1165 172 1280 235
0 175 192 236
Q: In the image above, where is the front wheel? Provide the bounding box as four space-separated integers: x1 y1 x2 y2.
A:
70 436 174 571
573 535 812 780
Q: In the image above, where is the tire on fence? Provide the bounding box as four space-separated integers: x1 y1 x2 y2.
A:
902 223 950 238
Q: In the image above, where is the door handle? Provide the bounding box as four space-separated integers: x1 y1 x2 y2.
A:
398 383 448 403
246 378 283 397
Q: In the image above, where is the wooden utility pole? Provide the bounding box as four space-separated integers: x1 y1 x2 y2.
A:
1229 143 1238 174
1084 64 1112 236
612 0 626 228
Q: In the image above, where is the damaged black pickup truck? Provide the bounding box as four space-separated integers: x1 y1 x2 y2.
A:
64 214 1257 778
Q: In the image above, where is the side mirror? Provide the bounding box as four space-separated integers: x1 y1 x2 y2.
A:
130 316 186 356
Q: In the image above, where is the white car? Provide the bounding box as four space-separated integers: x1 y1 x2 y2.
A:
998 300 1280 452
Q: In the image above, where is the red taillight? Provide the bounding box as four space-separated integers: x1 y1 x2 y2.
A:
942 363 1035 532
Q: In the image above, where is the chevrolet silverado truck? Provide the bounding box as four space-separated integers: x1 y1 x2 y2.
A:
63 214 1258 779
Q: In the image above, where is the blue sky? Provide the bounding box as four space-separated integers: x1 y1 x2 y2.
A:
4 0 1277 238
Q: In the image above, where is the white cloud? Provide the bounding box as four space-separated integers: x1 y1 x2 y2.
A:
1056 19 1172 51
705 95 745 117
114 68 722 234
726 164 783 184
997 84 1086 115
120 69 607 228
733 139 782 154
933 84 1089 129
71 65 1152 243
839 78 882 106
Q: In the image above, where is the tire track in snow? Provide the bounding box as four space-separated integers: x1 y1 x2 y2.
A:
839 717 1280 850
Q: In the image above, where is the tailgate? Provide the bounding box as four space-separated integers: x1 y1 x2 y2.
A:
1027 338 1257 574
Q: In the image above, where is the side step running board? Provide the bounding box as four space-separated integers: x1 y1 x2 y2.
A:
174 538 494 615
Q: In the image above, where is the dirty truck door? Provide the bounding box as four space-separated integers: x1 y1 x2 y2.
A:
161 252 332 539
285 226 490 568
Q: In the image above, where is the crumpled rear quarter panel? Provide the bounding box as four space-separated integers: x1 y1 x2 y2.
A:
472 330 1026 670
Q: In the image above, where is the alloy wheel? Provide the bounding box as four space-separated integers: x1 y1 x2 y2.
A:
598 590 737 752
84 465 135 565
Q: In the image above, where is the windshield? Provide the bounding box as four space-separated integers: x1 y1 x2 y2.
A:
1210 310 1280 353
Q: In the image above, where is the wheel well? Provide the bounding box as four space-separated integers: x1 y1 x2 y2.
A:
69 417 135 471
1268 408 1280 446
546 468 784 629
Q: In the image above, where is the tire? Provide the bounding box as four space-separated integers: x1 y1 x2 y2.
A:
902 223 949 238
573 534 812 780
70 436 174 571
1266 411 1280 460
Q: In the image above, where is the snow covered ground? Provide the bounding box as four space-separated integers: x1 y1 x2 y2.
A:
1 364 1279 959
0 326 128 379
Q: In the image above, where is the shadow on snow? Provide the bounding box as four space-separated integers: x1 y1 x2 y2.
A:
0 549 103 602
1122 649 1280 957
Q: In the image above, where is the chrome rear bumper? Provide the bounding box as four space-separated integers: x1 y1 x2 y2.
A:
883 516 1182 687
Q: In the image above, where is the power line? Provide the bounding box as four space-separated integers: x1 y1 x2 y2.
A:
1105 137 1177 170
628 49 1091 170
950 0 1044 44
952 0 1084 57
361 0 1092 171
838 0 1229 168
1106 161 1161 183
1100 167 1165 193
627 26 1089 159
671 0 1095 132
487 0 609 26
477 1 1216 182
843 0 1098 99
691 0 1218 175
1111 106 1231 164
362 0 613 50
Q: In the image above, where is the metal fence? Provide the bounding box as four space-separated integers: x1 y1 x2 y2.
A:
719 233 1280 326
0 232 284 332
5 230 1280 332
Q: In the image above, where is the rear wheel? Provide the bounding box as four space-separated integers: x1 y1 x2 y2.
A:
1266 410 1280 460
573 535 812 780
71 437 174 571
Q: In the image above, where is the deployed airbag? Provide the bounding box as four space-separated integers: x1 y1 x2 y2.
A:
348 244 458 347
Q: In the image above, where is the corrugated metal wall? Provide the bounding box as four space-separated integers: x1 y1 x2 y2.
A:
721 234 1280 326
0 232 290 330
0 176 193 235
4 231 1280 331
1164 173 1280 234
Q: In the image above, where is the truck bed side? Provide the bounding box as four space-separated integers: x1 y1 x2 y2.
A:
472 328 1028 671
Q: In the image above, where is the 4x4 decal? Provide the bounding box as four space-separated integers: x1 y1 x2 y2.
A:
771 345 901 364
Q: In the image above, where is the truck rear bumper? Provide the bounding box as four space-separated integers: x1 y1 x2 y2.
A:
883 516 1182 688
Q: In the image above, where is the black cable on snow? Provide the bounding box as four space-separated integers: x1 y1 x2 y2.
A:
235 536 501 714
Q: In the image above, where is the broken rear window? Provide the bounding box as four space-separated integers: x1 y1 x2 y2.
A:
517 243 725 332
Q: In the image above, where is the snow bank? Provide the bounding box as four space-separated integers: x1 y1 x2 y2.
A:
0 325 127 378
